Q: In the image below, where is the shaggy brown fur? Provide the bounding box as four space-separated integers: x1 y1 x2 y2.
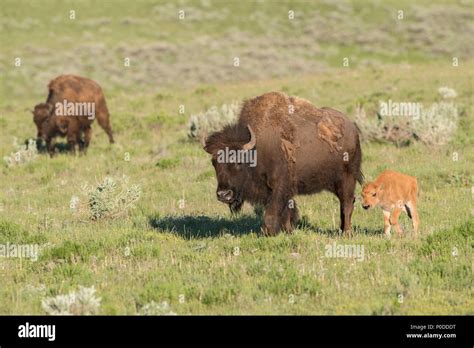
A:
32 75 114 156
204 92 363 236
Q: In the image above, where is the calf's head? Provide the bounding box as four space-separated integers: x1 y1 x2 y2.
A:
203 125 256 213
361 182 384 209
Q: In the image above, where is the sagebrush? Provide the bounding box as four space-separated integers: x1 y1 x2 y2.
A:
72 176 141 220
355 88 459 146
42 286 101 315
3 138 38 167
188 102 240 140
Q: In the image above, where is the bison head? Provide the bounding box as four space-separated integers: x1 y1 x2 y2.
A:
361 182 384 209
32 103 53 143
203 125 257 213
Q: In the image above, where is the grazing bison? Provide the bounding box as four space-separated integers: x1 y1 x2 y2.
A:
32 75 114 156
203 92 363 236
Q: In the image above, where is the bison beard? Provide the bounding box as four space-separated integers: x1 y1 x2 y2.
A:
204 92 363 236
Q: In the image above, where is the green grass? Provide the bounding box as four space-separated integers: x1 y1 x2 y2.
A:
0 0 473 315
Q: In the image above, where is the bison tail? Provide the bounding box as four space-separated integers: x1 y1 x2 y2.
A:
354 134 364 186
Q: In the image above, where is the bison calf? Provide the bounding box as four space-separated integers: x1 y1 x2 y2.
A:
361 170 420 237
32 75 114 156
203 92 363 236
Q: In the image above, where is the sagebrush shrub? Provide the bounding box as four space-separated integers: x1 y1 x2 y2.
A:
42 286 101 315
73 176 141 220
3 138 38 167
355 87 459 146
188 101 240 140
411 101 458 146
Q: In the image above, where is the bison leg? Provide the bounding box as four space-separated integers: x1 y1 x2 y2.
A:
97 113 114 144
263 200 283 236
389 207 403 236
283 200 299 233
282 210 292 233
383 210 392 236
68 141 77 155
67 131 78 155
104 126 114 144
46 137 55 157
291 205 300 229
78 134 85 153
263 211 280 236
406 200 419 236
337 175 356 236
81 126 92 154
263 193 292 236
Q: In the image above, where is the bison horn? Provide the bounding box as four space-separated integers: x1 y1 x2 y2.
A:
242 125 256 151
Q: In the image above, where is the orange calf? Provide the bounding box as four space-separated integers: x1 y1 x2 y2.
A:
361 170 419 237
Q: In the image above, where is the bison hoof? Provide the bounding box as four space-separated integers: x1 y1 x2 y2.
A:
261 226 278 237
343 229 353 237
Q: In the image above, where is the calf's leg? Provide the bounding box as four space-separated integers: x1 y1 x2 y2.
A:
390 207 403 236
383 210 391 236
406 200 419 236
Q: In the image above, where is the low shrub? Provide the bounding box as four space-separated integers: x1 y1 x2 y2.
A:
42 286 101 315
3 138 38 167
355 87 459 146
188 102 240 140
72 176 141 220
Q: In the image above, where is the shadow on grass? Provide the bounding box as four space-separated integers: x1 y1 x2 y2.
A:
148 214 262 239
296 216 383 237
149 214 383 239
314 226 383 237
34 139 70 155
36 142 69 154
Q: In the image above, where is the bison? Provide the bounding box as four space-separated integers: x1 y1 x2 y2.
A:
361 170 419 237
32 75 114 156
203 92 363 236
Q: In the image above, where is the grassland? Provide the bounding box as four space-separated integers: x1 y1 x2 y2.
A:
0 0 473 315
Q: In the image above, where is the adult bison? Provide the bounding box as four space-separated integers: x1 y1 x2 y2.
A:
203 92 363 236
32 74 114 156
